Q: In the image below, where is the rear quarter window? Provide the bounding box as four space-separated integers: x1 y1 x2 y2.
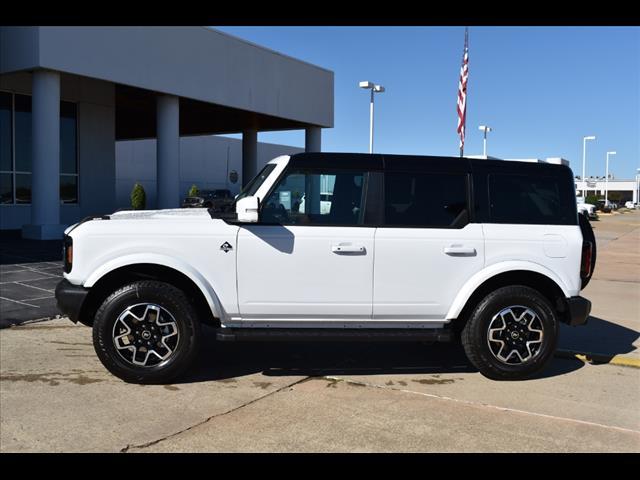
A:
488 173 577 225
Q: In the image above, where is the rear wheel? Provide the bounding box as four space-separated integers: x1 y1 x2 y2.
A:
92 280 201 384
461 286 558 380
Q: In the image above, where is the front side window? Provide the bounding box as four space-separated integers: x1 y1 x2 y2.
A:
261 168 366 226
489 173 576 225
384 172 468 227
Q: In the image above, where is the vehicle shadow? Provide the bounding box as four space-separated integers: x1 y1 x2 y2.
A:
558 315 639 361
179 326 585 384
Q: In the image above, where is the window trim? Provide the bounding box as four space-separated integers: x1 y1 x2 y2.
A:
379 170 472 229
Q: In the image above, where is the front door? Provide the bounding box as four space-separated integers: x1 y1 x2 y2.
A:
237 167 375 325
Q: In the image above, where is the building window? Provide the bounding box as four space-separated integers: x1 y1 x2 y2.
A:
0 91 78 205
60 102 78 203
0 92 12 204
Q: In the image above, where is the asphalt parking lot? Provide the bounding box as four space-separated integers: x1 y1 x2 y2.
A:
0 232 63 328
1 211 639 452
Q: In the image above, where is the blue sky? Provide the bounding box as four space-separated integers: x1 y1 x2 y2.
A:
215 27 640 180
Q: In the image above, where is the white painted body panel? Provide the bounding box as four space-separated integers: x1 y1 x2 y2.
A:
482 223 583 296
236 225 375 325
64 210 241 321
373 224 485 322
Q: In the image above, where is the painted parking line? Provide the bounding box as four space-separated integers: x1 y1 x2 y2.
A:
0 296 39 308
556 349 640 369
15 282 55 294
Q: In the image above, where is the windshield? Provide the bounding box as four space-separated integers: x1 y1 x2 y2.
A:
235 164 277 202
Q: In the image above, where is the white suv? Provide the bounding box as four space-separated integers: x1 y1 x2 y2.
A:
56 153 595 383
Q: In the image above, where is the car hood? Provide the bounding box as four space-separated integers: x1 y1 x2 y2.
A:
108 208 213 221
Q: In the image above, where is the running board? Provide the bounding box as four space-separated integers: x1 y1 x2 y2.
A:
215 328 453 343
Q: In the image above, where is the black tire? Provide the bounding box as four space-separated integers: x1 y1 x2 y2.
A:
461 286 558 381
92 280 201 384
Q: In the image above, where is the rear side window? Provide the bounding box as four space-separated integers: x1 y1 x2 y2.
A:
489 174 576 225
384 172 469 227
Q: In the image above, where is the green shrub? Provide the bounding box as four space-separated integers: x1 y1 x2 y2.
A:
130 182 146 210
585 195 599 205
188 184 199 197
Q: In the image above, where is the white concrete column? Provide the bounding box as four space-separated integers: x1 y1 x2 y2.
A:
305 127 322 152
23 70 64 240
242 129 258 187
156 94 180 209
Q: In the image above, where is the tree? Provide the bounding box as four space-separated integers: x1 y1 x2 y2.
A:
188 184 199 197
130 182 146 210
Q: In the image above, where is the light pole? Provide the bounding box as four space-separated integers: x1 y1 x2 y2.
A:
359 81 385 153
605 151 616 204
478 125 493 157
582 135 596 198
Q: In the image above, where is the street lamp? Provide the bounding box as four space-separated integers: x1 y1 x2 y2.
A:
478 125 493 157
582 135 596 197
636 168 640 207
605 151 616 204
359 81 385 154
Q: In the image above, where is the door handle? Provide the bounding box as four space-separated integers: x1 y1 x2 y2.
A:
443 245 477 256
332 244 366 254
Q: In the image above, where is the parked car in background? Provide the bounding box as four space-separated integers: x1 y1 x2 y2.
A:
576 197 597 220
625 201 637 209
182 189 233 212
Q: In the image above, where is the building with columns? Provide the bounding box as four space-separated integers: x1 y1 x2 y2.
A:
0 27 333 239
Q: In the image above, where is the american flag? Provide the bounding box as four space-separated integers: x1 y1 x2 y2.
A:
457 28 469 156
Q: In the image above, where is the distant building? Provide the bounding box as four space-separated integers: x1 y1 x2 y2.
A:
574 179 638 203
466 155 570 167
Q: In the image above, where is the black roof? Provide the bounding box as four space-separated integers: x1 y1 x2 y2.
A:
288 152 572 177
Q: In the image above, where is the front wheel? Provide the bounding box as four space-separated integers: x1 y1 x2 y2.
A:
461 286 558 380
92 280 201 384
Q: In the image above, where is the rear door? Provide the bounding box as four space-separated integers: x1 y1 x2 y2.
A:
373 160 485 323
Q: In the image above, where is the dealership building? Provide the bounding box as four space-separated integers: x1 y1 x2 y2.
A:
0 27 333 238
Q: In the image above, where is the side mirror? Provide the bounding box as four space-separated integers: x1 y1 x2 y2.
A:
236 195 260 223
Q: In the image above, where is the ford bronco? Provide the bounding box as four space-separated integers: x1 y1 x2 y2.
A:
55 153 595 383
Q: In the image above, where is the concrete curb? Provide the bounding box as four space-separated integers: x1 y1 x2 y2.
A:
555 349 640 369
